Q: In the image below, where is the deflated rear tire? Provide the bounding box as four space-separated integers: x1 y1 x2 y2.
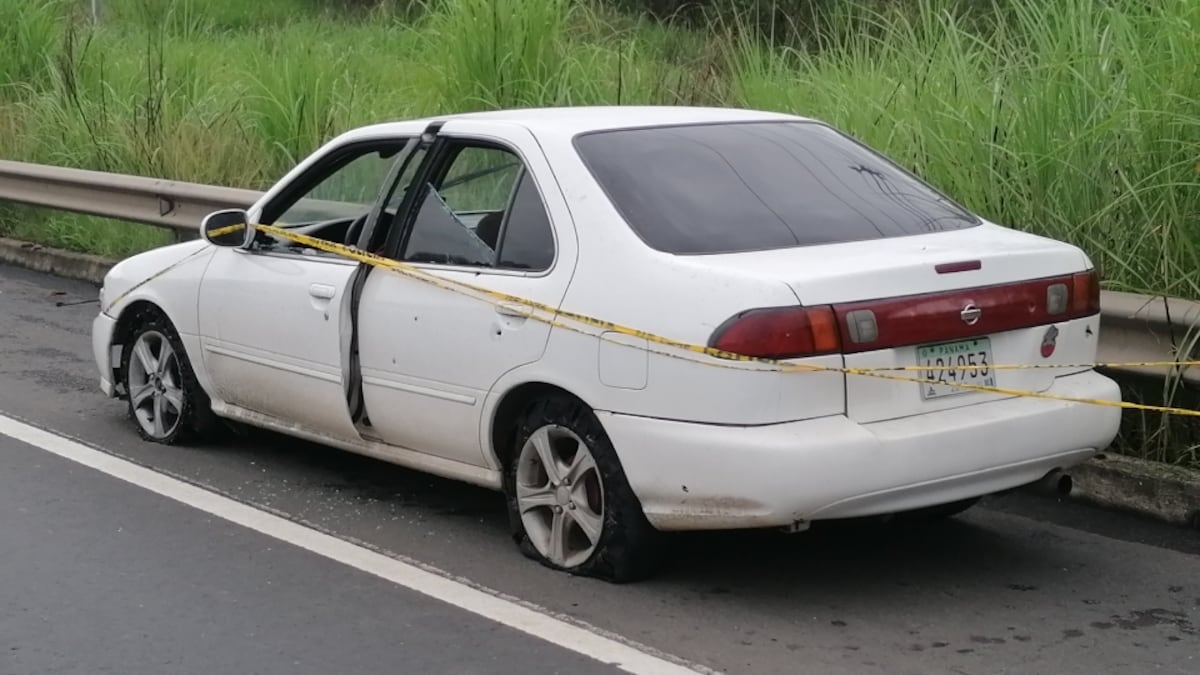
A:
121 309 218 445
504 394 663 582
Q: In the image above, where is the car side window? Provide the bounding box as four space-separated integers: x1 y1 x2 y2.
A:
400 142 555 272
268 144 406 226
497 170 555 270
249 140 414 257
439 147 521 215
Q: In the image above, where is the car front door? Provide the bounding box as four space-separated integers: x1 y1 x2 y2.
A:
197 135 419 442
355 120 578 467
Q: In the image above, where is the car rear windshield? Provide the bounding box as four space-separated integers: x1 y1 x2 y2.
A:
573 121 979 255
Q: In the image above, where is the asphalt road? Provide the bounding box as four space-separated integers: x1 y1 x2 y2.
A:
1 262 1198 675
0 434 618 675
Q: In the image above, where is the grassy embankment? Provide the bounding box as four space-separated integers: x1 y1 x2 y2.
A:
0 0 1196 465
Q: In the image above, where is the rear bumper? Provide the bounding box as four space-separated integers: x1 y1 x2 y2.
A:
598 370 1121 531
93 312 118 397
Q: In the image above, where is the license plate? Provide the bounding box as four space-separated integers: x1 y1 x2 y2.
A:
916 338 996 399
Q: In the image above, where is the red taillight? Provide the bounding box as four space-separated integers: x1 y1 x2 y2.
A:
1071 269 1101 316
711 271 1099 359
709 306 841 359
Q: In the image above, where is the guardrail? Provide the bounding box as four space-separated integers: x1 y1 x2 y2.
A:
0 159 1197 385
0 159 261 237
1096 291 1200 386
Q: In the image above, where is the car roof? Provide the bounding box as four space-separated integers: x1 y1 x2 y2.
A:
344 106 809 141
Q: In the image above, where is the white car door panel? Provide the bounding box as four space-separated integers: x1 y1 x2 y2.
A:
194 135 420 442
357 271 560 465
197 250 361 441
357 121 577 467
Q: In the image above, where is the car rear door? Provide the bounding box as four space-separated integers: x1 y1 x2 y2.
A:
354 120 578 468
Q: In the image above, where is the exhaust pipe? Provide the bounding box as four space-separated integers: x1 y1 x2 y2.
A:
1028 469 1073 497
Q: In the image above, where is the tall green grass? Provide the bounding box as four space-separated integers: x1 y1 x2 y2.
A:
1 0 1197 290
3 0 1195 291
0 0 1196 268
730 0 1200 299
0 0 62 91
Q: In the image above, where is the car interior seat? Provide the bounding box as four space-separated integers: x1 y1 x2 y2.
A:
474 211 505 250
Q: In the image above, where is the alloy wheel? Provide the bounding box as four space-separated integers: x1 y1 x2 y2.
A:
514 424 606 568
126 330 185 440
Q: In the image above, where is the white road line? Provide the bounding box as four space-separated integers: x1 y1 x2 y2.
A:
0 414 705 675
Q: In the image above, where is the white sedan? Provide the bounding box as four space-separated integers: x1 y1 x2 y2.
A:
92 106 1122 581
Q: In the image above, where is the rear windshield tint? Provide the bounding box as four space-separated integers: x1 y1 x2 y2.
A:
573 121 979 255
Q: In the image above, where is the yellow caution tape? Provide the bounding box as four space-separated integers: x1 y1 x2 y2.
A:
102 246 212 314
205 224 245 238
121 221 1200 418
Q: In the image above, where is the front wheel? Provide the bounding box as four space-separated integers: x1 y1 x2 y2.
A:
120 310 218 445
504 395 662 582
